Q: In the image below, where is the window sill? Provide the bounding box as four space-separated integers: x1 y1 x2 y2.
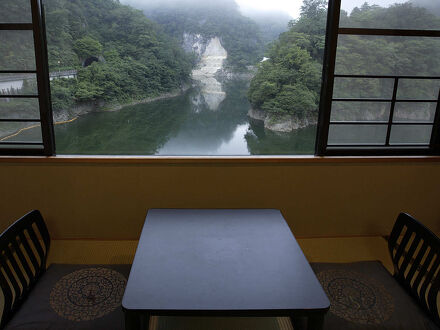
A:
0 155 439 165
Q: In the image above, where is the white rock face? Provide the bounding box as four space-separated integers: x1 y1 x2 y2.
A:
183 33 206 57
190 36 227 111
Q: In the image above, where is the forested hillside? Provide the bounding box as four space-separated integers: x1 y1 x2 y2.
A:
124 0 264 71
1 0 194 115
249 0 440 121
248 0 326 119
48 0 195 113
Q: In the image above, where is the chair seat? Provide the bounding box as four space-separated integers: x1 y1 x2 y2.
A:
5 264 131 330
311 261 439 330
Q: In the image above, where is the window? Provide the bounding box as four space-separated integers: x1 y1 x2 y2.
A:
0 0 54 156
316 0 440 156
1 0 439 157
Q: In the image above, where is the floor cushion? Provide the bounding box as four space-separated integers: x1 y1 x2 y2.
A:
5 264 131 330
311 261 439 330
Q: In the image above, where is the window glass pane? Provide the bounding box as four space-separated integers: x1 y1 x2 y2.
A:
397 79 440 100
0 74 38 95
389 125 432 145
0 122 42 143
328 124 387 145
0 0 32 23
0 98 40 119
45 0 329 155
335 35 440 76
393 102 436 122
331 101 390 122
0 31 36 71
340 0 440 30
333 77 394 99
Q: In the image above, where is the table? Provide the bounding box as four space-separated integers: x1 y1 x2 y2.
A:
122 209 330 330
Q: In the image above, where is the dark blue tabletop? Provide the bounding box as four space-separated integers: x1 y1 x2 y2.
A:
122 209 329 314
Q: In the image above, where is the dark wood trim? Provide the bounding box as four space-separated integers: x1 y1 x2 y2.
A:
0 119 41 122
0 142 42 145
385 78 399 145
0 155 439 165
334 74 440 80
338 28 440 37
316 0 341 156
0 71 37 74
0 23 33 30
31 0 55 156
332 98 437 103
0 149 44 156
330 121 433 126
430 90 440 153
0 95 38 98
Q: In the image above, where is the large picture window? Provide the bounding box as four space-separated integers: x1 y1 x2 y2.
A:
1 0 439 157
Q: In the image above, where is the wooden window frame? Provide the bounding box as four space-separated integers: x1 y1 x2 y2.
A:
0 0 55 156
315 0 440 156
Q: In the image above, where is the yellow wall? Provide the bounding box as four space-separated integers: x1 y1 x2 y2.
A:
0 159 439 239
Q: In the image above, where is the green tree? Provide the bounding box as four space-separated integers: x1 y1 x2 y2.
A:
73 36 103 60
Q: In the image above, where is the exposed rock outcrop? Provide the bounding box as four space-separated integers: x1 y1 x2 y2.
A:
248 108 318 132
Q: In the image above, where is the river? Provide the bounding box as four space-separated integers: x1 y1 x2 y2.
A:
3 36 318 155
53 80 316 155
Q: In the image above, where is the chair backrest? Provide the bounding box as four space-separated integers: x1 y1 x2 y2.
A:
0 210 50 329
388 213 440 327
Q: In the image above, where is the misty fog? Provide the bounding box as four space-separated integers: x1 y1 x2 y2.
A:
120 0 439 20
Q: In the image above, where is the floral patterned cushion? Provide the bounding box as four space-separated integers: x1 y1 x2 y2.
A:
310 261 438 330
5 264 131 330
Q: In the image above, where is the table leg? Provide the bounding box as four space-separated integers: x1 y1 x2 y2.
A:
125 312 150 330
307 314 324 330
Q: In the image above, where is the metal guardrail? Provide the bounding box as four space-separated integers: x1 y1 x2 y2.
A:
0 70 77 82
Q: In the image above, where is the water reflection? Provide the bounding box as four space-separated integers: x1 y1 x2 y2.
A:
51 79 316 155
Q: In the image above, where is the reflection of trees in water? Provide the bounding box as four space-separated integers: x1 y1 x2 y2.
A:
55 94 191 155
245 118 316 155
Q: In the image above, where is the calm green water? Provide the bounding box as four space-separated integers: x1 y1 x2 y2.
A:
10 80 317 155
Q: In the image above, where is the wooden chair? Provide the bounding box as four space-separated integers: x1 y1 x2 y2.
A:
0 210 131 330
311 213 440 329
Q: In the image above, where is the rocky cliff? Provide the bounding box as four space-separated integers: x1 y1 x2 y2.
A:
248 108 318 132
186 34 227 111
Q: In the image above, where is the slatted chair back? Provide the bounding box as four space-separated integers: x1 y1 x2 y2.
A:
388 213 440 327
0 210 50 329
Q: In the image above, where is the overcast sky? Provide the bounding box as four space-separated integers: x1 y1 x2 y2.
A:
121 0 412 19
236 0 408 19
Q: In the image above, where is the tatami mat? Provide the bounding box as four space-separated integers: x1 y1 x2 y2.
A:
45 237 392 330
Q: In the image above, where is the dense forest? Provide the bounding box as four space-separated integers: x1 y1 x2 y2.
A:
48 0 197 114
248 0 440 121
248 0 326 119
1 0 194 116
123 0 265 71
